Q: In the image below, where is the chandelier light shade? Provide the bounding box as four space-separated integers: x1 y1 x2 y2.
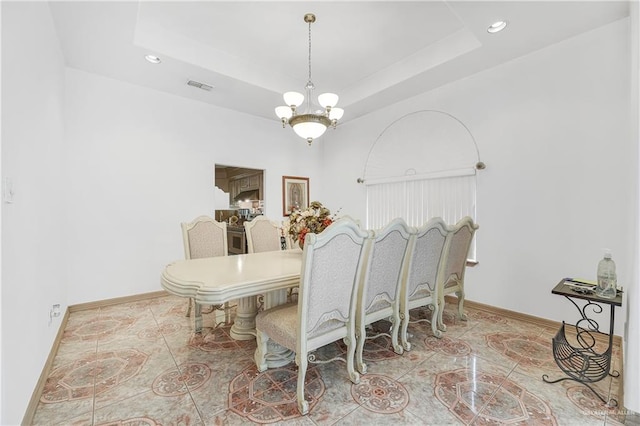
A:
275 13 342 146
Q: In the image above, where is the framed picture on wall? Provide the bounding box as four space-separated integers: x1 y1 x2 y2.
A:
282 176 309 216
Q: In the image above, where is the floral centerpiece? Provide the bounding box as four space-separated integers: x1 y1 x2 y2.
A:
286 201 338 249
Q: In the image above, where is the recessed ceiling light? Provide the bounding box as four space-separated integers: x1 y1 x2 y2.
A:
487 21 507 34
145 54 161 64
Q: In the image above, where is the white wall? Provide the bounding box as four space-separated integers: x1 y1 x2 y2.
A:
323 18 633 338
626 0 640 415
1 2 4 423
63 68 324 304
1 2 67 424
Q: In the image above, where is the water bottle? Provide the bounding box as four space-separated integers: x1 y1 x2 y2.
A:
596 249 617 299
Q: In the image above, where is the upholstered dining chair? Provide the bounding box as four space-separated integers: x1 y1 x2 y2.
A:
244 216 285 253
399 217 449 350
181 216 231 326
254 217 370 415
246 215 296 302
354 218 412 374
436 216 479 331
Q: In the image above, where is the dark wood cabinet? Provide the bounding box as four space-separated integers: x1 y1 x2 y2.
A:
229 172 263 201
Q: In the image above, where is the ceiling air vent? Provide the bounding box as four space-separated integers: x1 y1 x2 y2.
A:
187 80 214 91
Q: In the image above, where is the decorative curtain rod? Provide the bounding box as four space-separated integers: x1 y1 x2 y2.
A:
357 164 484 185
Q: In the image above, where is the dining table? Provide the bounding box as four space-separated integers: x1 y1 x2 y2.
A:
161 248 302 367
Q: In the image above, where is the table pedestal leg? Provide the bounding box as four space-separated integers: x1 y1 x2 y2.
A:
230 296 258 340
264 289 288 308
262 289 295 368
192 302 203 334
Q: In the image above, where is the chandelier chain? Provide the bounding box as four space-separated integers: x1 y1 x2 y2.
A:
275 13 341 146
307 19 312 84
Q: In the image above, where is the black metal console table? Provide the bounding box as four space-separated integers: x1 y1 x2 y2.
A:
542 278 622 407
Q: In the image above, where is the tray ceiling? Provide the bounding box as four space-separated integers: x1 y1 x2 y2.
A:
48 1 630 123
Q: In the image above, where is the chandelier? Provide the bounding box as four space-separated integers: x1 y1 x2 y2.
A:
275 13 343 146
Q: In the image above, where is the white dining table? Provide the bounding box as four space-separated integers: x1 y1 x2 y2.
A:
161 249 302 343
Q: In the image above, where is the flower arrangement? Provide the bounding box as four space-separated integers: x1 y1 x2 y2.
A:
286 201 338 248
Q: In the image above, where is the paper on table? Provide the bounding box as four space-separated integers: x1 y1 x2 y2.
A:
565 277 597 286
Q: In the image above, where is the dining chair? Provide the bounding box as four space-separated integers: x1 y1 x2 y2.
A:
244 216 285 253
436 216 479 331
246 215 297 303
354 218 412 374
399 217 449 350
181 215 231 327
254 217 370 415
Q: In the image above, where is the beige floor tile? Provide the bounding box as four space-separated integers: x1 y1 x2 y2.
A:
92 389 204 425
31 297 626 425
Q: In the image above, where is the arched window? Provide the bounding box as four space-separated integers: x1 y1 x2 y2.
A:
359 110 483 260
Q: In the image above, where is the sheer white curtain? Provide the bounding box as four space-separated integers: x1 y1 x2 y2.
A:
361 110 481 260
365 171 477 259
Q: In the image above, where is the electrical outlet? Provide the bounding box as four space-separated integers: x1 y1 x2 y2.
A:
49 304 61 325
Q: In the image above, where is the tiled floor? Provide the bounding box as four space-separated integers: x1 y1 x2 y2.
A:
32 295 633 425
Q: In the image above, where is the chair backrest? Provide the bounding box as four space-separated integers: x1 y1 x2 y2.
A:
244 216 283 253
181 216 228 259
297 217 371 346
337 215 362 228
360 218 413 318
405 217 449 301
441 216 478 288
